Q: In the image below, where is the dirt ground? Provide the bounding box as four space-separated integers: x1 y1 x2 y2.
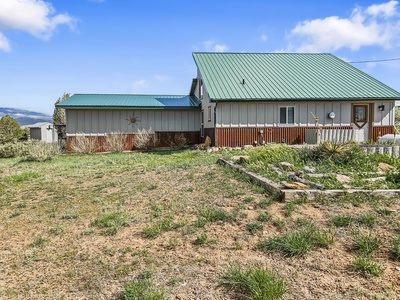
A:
0 154 399 299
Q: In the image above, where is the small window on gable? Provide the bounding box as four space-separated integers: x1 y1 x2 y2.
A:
208 106 212 122
199 80 203 99
279 106 294 124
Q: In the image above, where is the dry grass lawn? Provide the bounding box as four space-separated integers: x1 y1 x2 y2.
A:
0 149 399 299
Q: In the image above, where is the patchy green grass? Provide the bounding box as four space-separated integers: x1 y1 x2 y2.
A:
0 149 399 299
246 223 263 234
391 235 400 260
92 211 130 235
243 143 400 190
351 256 383 277
221 264 287 300
330 215 353 227
121 271 166 300
258 224 334 256
352 234 381 256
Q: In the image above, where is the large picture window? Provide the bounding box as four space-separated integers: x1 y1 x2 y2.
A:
279 106 294 124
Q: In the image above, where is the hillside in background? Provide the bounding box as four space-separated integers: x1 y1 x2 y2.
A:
0 107 52 126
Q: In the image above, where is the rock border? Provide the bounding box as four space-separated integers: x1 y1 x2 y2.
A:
218 158 400 201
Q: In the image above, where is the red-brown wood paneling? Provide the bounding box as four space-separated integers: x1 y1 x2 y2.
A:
372 126 395 141
67 131 200 153
216 126 354 147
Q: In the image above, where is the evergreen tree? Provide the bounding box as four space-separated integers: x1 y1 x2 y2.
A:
0 115 25 144
53 93 70 125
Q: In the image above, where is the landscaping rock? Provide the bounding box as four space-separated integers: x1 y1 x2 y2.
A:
378 162 395 172
242 145 254 149
336 174 352 183
279 162 294 171
232 155 250 163
283 182 308 190
304 166 316 173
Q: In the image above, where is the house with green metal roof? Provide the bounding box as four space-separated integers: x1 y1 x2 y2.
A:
191 52 400 146
57 52 400 151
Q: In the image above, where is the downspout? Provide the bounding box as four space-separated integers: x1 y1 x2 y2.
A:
214 102 217 147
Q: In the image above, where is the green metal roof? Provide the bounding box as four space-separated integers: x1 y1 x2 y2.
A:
192 52 400 101
56 94 201 109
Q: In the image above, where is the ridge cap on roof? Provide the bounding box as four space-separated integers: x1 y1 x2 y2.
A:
192 52 331 55
72 93 190 96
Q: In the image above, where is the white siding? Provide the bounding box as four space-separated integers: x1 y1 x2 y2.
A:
66 109 200 135
215 101 382 127
373 101 394 126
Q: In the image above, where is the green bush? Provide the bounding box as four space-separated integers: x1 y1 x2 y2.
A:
300 141 365 166
0 142 25 158
22 140 61 161
221 264 286 300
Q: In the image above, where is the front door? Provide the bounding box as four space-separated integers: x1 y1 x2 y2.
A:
352 104 369 142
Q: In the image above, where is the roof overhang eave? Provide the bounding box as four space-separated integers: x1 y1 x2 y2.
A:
56 105 201 110
209 97 400 102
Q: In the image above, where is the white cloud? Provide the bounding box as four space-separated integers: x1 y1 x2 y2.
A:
0 0 76 52
131 79 148 93
0 33 11 52
260 34 268 42
366 0 398 17
286 0 400 52
202 39 229 52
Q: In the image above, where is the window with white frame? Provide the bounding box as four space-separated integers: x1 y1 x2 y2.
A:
279 106 295 124
199 80 203 99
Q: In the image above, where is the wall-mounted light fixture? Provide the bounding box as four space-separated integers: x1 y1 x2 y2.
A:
378 105 385 111
328 112 336 119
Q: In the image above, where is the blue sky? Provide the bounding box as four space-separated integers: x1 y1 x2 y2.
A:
1 0 400 115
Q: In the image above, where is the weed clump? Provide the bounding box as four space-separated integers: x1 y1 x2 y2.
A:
330 215 353 227
71 134 99 154
391 235 400 260
134 128 159 150
142 216 184 239
104 132 128 152
92 211 130 235
258 224 333 256
300 141 365 166
352 234 380 256
121 271 166 300
221 264 286 300
351 256 383 277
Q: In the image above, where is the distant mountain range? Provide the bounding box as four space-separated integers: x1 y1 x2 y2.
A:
0 107 52 126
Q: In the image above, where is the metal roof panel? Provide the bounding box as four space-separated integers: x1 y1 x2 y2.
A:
56 94 201 109
192 52 400 100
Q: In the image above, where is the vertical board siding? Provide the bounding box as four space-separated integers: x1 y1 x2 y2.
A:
216 126 353 147
218 102 354 127
66 109 200 134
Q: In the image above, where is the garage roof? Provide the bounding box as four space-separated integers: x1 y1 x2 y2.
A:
56 94 201 110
